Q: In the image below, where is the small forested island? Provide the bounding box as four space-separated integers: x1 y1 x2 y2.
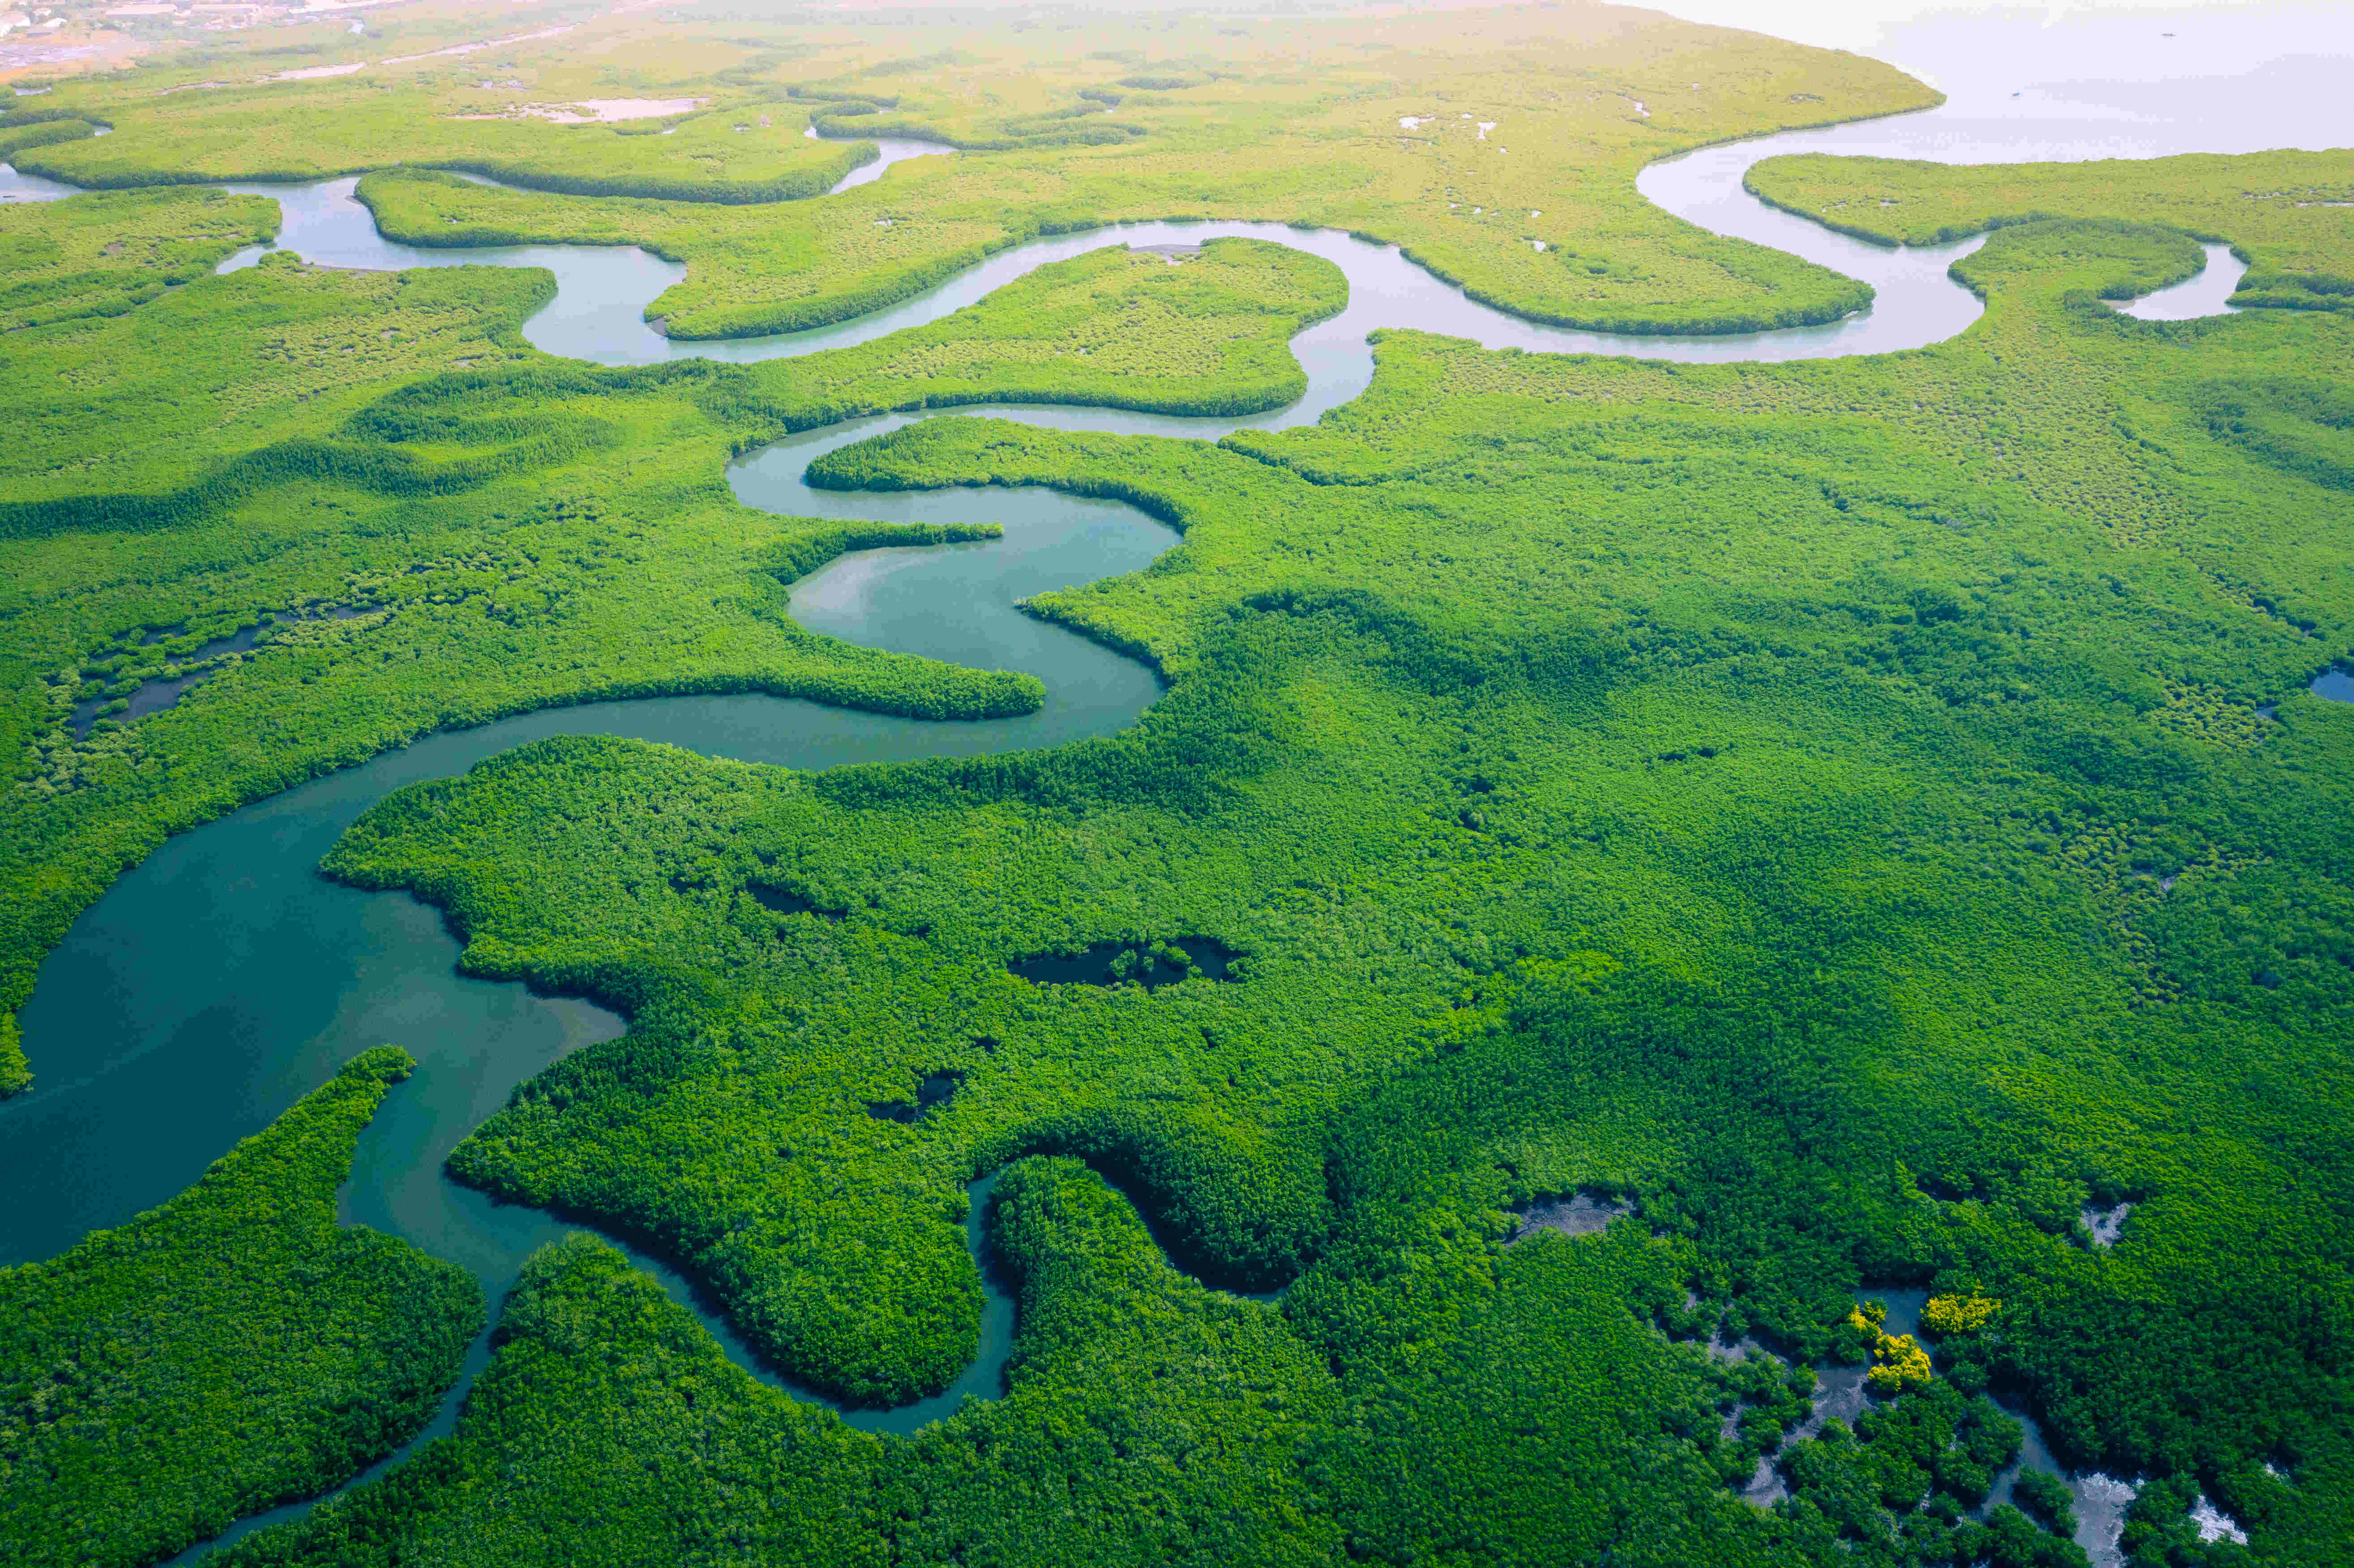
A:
0 1 2348 1565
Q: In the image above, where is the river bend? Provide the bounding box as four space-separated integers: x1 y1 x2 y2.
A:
0 21 2302 1559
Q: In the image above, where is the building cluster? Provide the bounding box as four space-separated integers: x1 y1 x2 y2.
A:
0 8 70 37
13 0 380 33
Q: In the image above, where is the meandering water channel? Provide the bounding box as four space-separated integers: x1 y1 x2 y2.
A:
1 10 2332 1556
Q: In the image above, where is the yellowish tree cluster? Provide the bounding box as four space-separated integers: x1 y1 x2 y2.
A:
1846 1302 1935 1396
1922 1292 2003 1338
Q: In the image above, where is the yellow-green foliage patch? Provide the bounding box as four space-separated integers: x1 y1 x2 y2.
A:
31 3 1936 338
754 237 1348 421
0 186 275 331
1746 147 2354 313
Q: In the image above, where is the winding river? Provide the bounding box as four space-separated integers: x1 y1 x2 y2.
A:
1 8 2332 1558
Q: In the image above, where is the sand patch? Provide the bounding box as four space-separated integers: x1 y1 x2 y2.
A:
381 25 570 66
465 95 706 124
1 39 110 74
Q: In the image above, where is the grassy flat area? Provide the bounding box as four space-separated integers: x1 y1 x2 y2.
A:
1746 149 2354 313
17 3 1935 337
0 185 276 330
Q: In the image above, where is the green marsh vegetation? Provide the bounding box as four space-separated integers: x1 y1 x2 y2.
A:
7 0 863 201
0 205 1346 1096
4 9 2353 1563
282 210 2354 1560
1745 150 2354 316
0 185 276 331
0 1048 480 1568
18 4 1935 339
725 235 1347 420
0 111 106 166
21 80 867 204
210 1161 1768 1568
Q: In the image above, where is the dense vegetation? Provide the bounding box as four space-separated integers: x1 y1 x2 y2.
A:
0 218 1342 1097
1745 150 2354 316
718 233 1348 420
21 88 869 204
6 7 2353 1565
0 185 275 331
208 1162 2103 1568
13 2 1935 339
0 1048 481 1567
286 208 2354 1561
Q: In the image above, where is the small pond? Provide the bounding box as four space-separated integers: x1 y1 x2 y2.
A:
1008 936 1238 990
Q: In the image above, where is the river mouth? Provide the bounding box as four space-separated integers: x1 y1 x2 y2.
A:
4 6 2330 1556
